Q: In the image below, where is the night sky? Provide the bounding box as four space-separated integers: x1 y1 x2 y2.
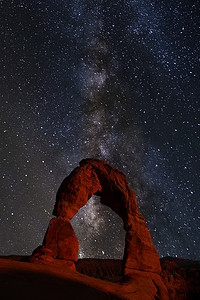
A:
1 0 200 260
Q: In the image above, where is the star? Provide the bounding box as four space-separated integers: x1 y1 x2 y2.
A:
0 0 199 260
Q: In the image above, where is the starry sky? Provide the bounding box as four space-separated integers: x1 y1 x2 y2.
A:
0 0 200 260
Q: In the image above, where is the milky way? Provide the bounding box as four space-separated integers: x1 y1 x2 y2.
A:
0 0 200 260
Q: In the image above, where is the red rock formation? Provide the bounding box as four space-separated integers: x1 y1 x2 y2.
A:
161 257 200 299
53 158 161 273
31 158 168 299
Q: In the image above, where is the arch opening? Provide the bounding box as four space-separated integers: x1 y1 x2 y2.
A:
71 195 126 259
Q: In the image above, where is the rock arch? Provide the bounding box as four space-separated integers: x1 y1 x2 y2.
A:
31 158 161 275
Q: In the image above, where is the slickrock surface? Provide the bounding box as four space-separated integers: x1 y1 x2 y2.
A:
1 256 199 299
0 257 167 300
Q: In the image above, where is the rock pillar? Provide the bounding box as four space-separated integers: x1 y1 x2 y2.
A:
30 217 78 269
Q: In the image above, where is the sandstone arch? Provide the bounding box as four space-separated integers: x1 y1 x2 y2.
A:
31 158 161 275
